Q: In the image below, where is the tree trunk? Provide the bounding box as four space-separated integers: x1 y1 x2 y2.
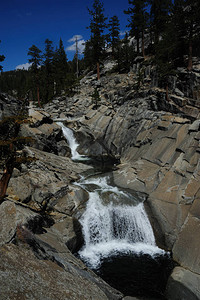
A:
142 30 145 57
166 82 169 101
187 38 193 71
0 157 15 203
97 62 100 80
136 32 140 55
37 86 41 107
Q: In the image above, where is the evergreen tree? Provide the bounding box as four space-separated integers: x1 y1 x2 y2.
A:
183 0 200 70
148 0 172 50
169 0 186 67
154 25 176 101
116 33 135 73
91 87 101 108
53 38 68 95
83 40 94 70
43 39 54 102
108 15 120 58
0 70 32 99
87 0 107 80
0 41 5 71
0 107 33 203
165 0 200 70
28 45 42 106
125 0 149 56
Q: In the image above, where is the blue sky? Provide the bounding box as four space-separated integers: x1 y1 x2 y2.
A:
1 0 129 71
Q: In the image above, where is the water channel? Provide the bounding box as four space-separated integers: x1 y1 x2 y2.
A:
58 122 174 299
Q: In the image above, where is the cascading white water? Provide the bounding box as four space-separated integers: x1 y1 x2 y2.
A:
78 176 165 269
58 112 172 298
59 123 166 269
57 122 87 160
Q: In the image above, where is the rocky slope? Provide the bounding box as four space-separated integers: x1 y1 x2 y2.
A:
0 94 123 300
43 59 200 299
1 57 200 299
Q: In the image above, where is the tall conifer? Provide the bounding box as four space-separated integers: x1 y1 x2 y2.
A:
108 15 120 58
43 39 54 102
28 45 42 107
0 41 5 72
148 0 172 50
183 0 200 70
53 38 68 95
125 0 148 56
87 0 107 80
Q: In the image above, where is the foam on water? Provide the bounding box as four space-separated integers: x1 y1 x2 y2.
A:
59 122 167 270
79 190 165 269
57 122 88 161
78 176 128 196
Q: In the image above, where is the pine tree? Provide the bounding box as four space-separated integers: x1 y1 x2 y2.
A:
148 0 172 50
0 41 5 71
108 15 120 58
53 38 68 95
117 33 135 73
167 0 200 70
87 0 107 80
43 39 54 102
28 45 42 106
170 0 186 67
183 0 200 70
83 40 94 70
91 87 101 108
125 0 149 56
0 107 33 203
155 26 176 101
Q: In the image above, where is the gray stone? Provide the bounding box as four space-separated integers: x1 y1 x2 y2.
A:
166 267 200 300
174 88 184 97
173 216 200 274
188 120 200 132
7 147 92 211
0 243 122 300
0 201 39 246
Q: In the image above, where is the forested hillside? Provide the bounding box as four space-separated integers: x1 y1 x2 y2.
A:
0 0 199 106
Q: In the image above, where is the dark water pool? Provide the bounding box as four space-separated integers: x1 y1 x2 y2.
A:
92 252 174 299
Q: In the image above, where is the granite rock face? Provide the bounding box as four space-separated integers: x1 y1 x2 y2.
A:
0 242 122 300
0 93 23 121
0 100 123 300
43 69 200 299
1 60 200 299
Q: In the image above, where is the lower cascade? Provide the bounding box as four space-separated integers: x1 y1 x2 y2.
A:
77 176 165 269
60 123 174 299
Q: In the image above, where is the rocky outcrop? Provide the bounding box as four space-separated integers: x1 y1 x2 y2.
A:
0 239 122 300
166 267 200 300
0 93 24 121
19 107 71 156
7 146 90 210
0 197 123 300
43 69 200 299
0 99 123 299
1 58 200 299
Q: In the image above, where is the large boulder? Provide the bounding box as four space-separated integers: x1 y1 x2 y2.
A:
0 200 40 246
20 108 70 156
7 146 92 211
0 93 23 121
0 243 122 300
166 267 200 300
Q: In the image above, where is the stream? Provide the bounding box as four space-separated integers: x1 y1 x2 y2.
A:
58 122 174 299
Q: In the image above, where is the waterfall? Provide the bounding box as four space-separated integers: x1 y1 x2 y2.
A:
78 176 165 269
57 122 87 161
58 107 171 299
59 123 166 270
